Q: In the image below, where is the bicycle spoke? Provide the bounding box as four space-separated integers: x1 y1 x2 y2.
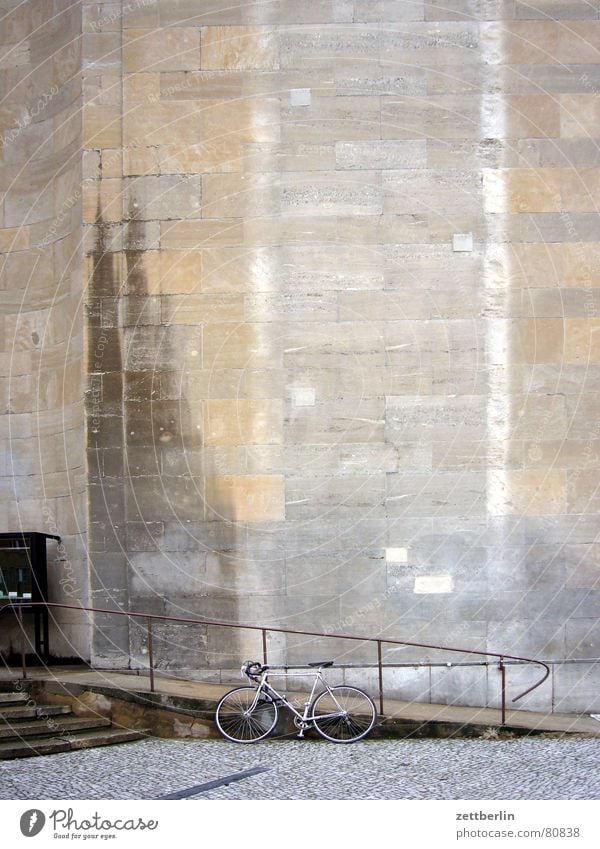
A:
310 686 376 743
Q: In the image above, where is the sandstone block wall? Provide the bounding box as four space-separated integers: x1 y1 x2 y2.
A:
1 1 599 711
0 0 88 658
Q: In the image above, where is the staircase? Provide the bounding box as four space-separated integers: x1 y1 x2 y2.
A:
0 690 147 759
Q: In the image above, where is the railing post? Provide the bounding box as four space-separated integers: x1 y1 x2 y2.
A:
499 657 506 726
147 617 155 693
18 606 27 681
377 640 384 716
262 629 268 665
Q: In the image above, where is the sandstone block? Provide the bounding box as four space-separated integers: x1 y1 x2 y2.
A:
205 474 285 522
201 26 279 70
124 28 201 73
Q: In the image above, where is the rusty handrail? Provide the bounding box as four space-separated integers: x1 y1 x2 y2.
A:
1 601 550 723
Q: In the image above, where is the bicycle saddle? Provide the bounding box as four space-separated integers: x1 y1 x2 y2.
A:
307 660 334 668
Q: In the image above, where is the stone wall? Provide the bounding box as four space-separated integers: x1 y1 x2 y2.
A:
82 1 600 712
0 0 88 658
2 1 599 711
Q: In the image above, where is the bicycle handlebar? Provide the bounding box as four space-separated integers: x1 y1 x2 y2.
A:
241 660 268 680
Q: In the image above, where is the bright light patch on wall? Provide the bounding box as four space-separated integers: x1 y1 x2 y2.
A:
386 547 408 563
414 575 454 594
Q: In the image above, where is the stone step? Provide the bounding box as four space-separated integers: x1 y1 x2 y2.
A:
0 716 111 740
0 704 73 721
0 693 28 706
0 728 147 760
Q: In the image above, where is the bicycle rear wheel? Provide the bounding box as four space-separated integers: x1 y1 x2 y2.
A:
310 686 376 743
215 686 278 743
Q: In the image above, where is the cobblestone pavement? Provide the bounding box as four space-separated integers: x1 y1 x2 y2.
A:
1 736 599 800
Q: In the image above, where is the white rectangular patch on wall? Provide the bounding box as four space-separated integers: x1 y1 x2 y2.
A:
452 233 473 252
291 387 316 407
414 575 454 594
290 88 311 106
386 547 407 563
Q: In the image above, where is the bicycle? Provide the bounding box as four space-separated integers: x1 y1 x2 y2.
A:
215 660 377 743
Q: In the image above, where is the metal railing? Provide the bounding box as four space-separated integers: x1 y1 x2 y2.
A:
2 602 550 725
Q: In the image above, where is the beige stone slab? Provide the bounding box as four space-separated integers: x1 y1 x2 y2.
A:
205 474 285 522
83 32 121 72
201 26 279 70
82 179 122 224
514 0 598 20
159 251 202 295
564 318 600 363
243 213 430 247
380 22 482 65
491 469 567 515
123 72 161 102
334 60 427 97
0 227 29 252
336 140 427 170
356 0 425 21
83 105 122 149
556 22 600 65
123 28 201 73
483 169 562 213
203 399 283 446
282 96 381 143
84 71 121 107
384 169 481 214
162 293 244 325
386 471 488 518
124 175 202 221
485 22 560 65
485 243 558 289
425 0 516 21
504 95 561 139
123 101 203 146
158 141 243 174
382 95 480 141
201 98 281 145
202 173 280 218
245 292 338 322
286 400 385 444
567 469 600 513
124 146 161 176
516 318 564 364
160 70 244 100
203 323 283 369
201 246 282 293
562 244 600 288
524 440 600 470
282 321 386 367
281 171 382 217
122 250 161 295
0 41 30 70
158 0 246 25
511 395 568 442
280 26 379 69
560 95 600 138
101 147 123 179
252 1 355 24
560 169 600 213
243 143 336 173
161 219 244 249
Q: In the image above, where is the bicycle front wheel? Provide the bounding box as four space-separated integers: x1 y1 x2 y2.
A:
215 686 278 743
310 686 376 743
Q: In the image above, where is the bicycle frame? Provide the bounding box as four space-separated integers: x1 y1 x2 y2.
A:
248 668 343 727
